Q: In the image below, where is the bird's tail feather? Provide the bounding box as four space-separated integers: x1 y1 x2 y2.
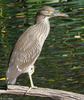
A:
6 70 16 84
6 66 21 84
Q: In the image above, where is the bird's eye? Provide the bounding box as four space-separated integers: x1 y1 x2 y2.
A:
48 9 51 12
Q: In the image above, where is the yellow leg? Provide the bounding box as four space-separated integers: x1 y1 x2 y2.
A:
26 66 45 93
27 66 37 92
28 71 35 88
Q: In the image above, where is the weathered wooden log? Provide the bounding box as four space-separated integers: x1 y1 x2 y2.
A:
0 85 84 100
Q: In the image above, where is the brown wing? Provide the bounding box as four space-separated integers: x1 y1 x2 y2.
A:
6 25 41 84
9 25 41 71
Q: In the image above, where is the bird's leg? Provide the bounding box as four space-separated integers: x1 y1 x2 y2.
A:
27 66 37 92
26 66 45 93
28 71 34 88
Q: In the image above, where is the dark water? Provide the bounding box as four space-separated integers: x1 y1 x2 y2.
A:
0 0 84 99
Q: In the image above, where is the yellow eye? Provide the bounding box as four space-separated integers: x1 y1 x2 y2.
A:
48 9 51 12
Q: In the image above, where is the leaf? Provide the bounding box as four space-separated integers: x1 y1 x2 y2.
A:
71 66 83 70
38 57 46 60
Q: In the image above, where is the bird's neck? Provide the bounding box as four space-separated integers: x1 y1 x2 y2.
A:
35 15 50 48
35 15 49 24
35 15 50 35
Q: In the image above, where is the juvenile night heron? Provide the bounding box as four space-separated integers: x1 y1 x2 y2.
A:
6 6 68 89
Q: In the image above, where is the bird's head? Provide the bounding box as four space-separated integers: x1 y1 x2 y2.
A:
37 6 69 18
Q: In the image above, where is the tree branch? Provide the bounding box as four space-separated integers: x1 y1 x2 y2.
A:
0 85 84 100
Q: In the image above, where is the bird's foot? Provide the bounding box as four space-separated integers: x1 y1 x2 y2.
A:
27 86 37 92
26 86 45 93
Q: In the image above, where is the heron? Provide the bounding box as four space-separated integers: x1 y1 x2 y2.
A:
6 6 68 89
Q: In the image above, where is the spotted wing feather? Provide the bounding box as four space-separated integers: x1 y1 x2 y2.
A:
6 25 41 84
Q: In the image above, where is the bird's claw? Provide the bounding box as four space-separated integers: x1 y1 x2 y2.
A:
27 86 37 92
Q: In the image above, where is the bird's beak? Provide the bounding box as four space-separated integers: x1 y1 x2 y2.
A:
54 10 69 17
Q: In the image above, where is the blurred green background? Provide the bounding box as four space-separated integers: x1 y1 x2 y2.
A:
0 0 84 99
